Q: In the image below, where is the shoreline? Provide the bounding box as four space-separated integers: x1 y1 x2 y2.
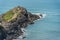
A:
0 6 44 40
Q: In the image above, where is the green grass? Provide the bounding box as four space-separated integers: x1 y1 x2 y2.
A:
3 11 14 21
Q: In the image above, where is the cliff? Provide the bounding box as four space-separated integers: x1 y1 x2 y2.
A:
0 6 42 40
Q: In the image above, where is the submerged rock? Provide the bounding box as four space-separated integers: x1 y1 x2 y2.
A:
0 6 43 40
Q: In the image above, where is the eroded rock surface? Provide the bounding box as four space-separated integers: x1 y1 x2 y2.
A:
0 6 43 40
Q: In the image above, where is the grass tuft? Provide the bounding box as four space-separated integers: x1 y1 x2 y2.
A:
2 11 14 21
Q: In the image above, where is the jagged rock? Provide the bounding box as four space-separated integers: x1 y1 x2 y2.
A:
0 26 7 40
0 6 42 40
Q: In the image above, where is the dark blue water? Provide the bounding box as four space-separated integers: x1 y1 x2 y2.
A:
0 0 60 40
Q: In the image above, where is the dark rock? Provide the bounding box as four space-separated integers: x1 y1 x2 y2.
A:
0 26 7 40
0 6 41 40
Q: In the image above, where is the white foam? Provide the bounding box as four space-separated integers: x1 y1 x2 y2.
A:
18 35 23 39
21 28 25 32
32 13 46 19
42 14 46 18
18 28 27 39
32 13 46 17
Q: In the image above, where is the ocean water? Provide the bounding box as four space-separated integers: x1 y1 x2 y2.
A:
0 0 60 40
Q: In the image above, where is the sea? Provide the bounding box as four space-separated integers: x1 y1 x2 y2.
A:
0 0 60 40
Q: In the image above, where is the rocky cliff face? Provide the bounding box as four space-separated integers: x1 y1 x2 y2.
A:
0 6 42 40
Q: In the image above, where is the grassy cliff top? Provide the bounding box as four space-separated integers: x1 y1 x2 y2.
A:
2 6 27 22
2 7 19 22
2 10 14 22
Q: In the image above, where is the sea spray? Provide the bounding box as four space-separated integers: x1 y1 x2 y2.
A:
18 28 27 39
42 14 46 18
32 13 46 22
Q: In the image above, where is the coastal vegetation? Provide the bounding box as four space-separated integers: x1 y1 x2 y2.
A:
2 11 14 22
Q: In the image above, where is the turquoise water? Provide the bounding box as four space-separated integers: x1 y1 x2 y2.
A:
0 0 60 40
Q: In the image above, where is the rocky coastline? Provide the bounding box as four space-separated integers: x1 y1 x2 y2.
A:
0 6 43 40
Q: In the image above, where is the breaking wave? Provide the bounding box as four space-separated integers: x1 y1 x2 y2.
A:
32 13 46 21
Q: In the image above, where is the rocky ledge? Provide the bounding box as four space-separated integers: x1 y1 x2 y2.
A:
0 6 43 40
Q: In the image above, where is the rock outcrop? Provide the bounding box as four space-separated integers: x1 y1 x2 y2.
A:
0 6 43 40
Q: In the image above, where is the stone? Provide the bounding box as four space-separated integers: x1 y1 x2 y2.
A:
0 6 41 40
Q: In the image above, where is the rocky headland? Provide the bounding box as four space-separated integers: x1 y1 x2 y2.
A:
0 6 43 40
